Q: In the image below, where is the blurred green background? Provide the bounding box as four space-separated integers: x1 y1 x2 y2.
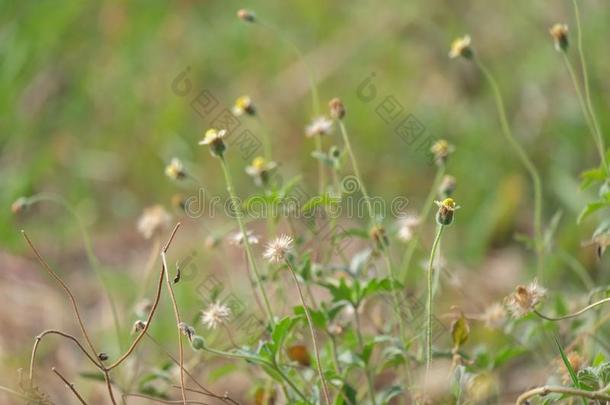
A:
1 0 609 402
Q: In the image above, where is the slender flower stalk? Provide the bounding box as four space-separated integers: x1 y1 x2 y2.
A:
219 157 275 326
474 58 544 279
534 297 610 321
285 258 331 405
425 225 445 374
399 166 446 280
570 0 608 174
21 193 123 351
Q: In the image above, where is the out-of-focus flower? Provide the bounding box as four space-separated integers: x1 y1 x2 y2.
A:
481 302 506 329
370 225 389 250
263 234 294 263
137 205 171 239
134 299 152 318
199 128 227 157
329 98 346 120
431 139 455 166
434 198 460 226
505 280 547 318
305 116 333 138
438 175 457 198
245 156 277 186
396 214 420 242
201 302 231 329
178 322 196 341
254 387 277 405
449 35 473 59
165 158 186 180
583 230 610 259
204 235 222 249
228 230 260 246
549 24 569 52
237 9 255 23
11 197 29 215
287 344 311 367
132 320 147 335
555 351 584 384
232 95 256 116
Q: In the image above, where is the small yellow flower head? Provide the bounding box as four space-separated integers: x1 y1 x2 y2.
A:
11 197 29 215
232 95 256 116
245 156 277 186
438 175 457 198
329 97 346 120
449 35 473 59
305 116 333 138
237 8 256 23
434 197 460 225
504 280 547 318
199 128 227 157
369 225 389 250
549 23 569 52
165 158 186 180
431 139 455 166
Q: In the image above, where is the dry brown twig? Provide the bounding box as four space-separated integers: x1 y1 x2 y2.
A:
51 367 88 405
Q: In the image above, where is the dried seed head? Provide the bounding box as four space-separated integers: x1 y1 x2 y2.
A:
263 234 294 263
132 320 147 335
232 95 256 116
329 98 346 120
449 35 473 59
434 198 460 226
199 128 227 157
504 279 547 318
438 175 457 198
98 352 109 361
201 302 231 329
481 302 506 329
431 139 455 166
370 225 389 250
178 322 196 341
549 24 569 52
137 205 171 239
237 9 256 23
165 158 187 180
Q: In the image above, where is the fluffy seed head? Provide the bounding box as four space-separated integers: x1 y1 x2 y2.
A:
201 302 231 329
263 234 294 263
137 205 171 239
305 116 333 138
396 214 420 243
505 280 547 318
481 303 506 329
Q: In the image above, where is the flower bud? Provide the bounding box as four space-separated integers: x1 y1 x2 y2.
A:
434 198 460 226
449 35 473 59
11 197 29 215
98 352 109 361
132 320 147 335
438 175 456 198
191 335 206 350
237 9 256 22
431 139 455 166
199 128 227 158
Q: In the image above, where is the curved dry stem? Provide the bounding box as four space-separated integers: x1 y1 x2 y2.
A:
29 330 102 384
21 231 100 367
107 223 182 370
123 393 209 404
515 383 610 404
52 367 88 405
534 297 610 321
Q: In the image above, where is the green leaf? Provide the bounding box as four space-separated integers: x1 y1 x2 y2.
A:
577 201 610 224
580 167 606 189
78 371 106 382
377 385 403 405
554 336 586 405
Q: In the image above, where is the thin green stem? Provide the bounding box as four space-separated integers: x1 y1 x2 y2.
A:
561 53 607 172
285 259 331 405
475 59 544 280
338 121 374 223
26 193 123 351
353 308 377 405
534 297 610 321
399 165 445 281
315 134 327 195
426 225 444 375
571 0 608 174
219 158 275 327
